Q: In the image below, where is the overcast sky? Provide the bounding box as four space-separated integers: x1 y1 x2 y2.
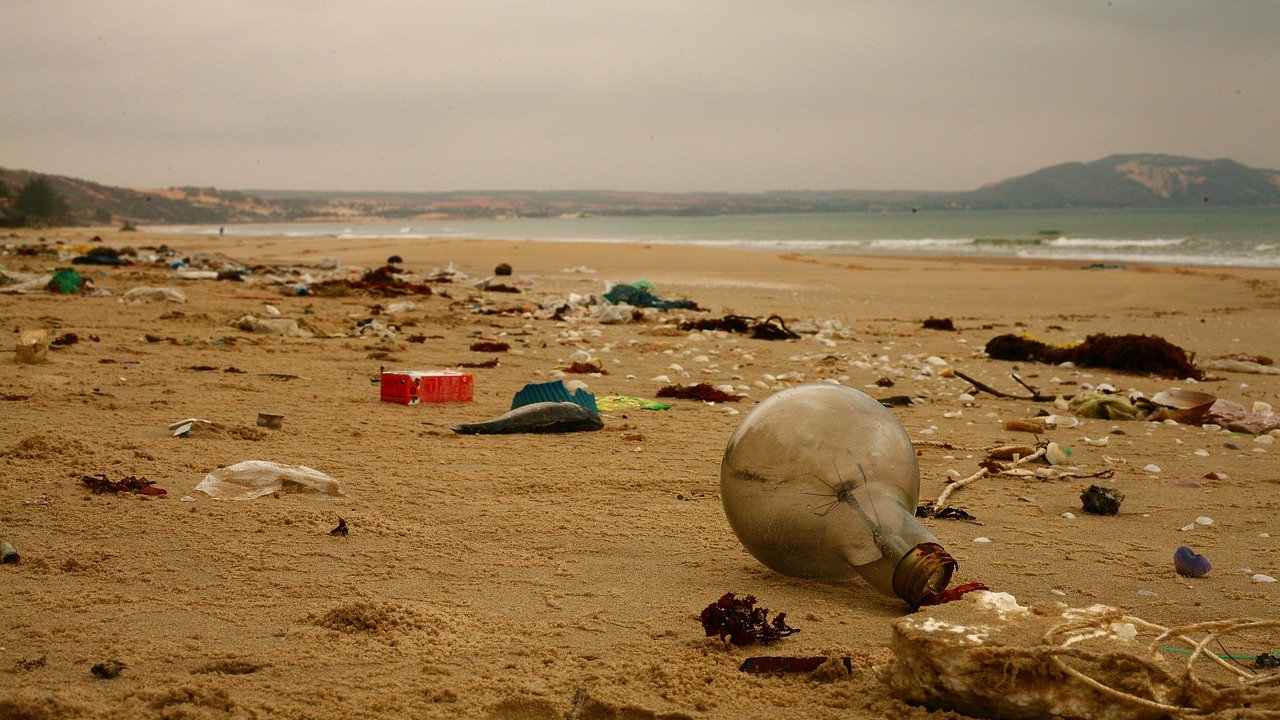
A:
3 1 1277 192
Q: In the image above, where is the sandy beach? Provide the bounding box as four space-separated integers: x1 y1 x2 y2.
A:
3 227 1279 719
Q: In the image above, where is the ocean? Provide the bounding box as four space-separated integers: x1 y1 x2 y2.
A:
156 207 1280 268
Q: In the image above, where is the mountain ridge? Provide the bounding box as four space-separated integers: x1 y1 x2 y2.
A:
2 153 1278 225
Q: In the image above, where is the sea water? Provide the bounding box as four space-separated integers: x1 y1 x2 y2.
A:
156 207 1280 268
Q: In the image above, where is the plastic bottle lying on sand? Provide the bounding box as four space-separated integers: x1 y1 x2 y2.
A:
720 384 955 608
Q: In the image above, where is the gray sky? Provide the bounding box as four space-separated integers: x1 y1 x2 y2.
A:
3 1 1277 192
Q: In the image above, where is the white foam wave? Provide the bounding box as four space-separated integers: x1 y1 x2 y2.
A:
1046 237 1186 248
869 238 974 249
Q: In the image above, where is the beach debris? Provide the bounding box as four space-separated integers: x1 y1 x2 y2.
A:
453 401 603 435
1 541 18 564
91 660 126 680
1258 653 1280 669
915 502 978 522
81 473 166 496
46 267 84 294
512 379 598 413
1080 485 1124 515
563 360 607 374
256 412 284 430
494 262 512 276
890 596 1280 719
700 593 798 646
380 370 475 404
312 265 434 297
15 329 49 364
1069 392 1141 420
875 376 895 387
1202 358 1280 375
1004 418 1050 434
986 445 1037 461
1173 398 1280 435
73 246 129 266
680 314 800 340
603 281 700 310
1044 442 1071 466
123 286 187 304
955 370 1056 402
457 358 499 369
985 333 1202 379
235 315 312 337
329 517 349 537
1173 546 1211 577
656 383 742 402
477 279 521 293
877 395 915 407
739 656 853 676
469 341 509 352
1254 574 1277 584
922 317 955 331
194 460 342 500
48 332 79 349
597 395 672 412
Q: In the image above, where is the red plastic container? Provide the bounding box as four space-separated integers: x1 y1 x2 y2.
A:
380 370 474 405
418 370 474 403
380 371 422 405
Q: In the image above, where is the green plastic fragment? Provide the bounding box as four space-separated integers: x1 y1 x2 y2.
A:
597 395 672 412
47 267 84 294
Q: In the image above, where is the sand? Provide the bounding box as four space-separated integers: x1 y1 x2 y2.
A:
2 227 1278 719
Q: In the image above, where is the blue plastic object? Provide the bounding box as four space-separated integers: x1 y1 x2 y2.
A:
510 380 598 414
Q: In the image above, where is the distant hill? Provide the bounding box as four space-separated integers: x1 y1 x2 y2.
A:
960 154 1280 209
0 167 282 225
2 153 1278 226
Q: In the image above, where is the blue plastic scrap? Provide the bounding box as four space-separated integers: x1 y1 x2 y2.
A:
510 380 599 414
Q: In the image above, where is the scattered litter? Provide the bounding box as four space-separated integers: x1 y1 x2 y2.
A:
1195 515 1213 526
469 341 509 352
90 660 126 680
329 517 349 537
1173 546 1211 577
123 286 187 304
1 540 18 564
235 315 311 337
74 246 130 266
1070 392 1141 420
985 333 1202 379
194 460 343 500
973 537 993 544
603 282 700 310
47 267 84 294
922 317 955 331
563 360 607 374
699 593 798 646
657 383 742 402
256 412 284 430
1044 442 1071 466
1202 358 1280 376
15 329 48 364
1080 485 1123 515
1253 574 1277 584
381 370 475 404
875 377 895 387
311 265 433 297
680 314 799 340
453 401 603 435
916 502 978 522
596 395 672 412
1004 419 1050 434
1143 464 1162 474
81 473 166 496
457 357 499 369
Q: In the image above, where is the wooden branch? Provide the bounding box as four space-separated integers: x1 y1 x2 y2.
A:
935 467 989 509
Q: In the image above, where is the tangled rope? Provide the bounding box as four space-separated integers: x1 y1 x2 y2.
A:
1036 609 1280 717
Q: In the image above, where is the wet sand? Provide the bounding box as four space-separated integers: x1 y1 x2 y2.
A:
2 228 1279 719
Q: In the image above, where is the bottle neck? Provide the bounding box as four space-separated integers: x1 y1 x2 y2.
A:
892 543 957 609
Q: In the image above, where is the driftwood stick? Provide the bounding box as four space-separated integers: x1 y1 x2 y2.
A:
955 370 1056 402
936 467 989 509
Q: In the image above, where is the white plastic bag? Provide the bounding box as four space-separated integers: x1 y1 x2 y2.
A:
194 460 343 500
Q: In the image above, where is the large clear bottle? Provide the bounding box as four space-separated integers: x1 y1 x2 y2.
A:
720 384 955 607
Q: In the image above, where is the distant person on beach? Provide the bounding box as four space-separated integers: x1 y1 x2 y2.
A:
219 226 225 236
